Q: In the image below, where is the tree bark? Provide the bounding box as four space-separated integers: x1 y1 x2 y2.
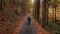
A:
34 0 40 23
42 0 47 28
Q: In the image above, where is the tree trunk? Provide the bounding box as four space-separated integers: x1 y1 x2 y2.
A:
36 0 40 23
55 4 57 22
42 0 47 28
0 0 3 10
34 0 40 23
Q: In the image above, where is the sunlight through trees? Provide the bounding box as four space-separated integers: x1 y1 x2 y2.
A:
0 0 60 34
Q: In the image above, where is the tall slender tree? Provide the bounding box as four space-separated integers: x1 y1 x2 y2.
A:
42 0 47 28
51 0 57 22
34 0 40 23
36 0 40 23
42 0 51 27
54 0 57 22
0 0 3 10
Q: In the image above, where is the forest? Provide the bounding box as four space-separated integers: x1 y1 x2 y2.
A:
0 0 60 34
32 0 60 34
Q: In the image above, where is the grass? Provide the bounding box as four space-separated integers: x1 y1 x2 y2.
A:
47 22 60 33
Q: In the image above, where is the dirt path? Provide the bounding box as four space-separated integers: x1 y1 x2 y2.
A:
31 17 51 34
13 15 52 34
13 15 27 34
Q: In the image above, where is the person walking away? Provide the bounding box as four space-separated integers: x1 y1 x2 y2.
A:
28 16 31 25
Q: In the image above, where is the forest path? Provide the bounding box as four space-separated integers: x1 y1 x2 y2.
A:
13 15 52 34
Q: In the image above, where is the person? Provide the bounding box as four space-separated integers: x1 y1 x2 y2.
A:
28 16 31 25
